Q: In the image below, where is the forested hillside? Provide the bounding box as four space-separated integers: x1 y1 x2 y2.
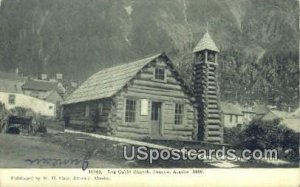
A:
0 0 298 108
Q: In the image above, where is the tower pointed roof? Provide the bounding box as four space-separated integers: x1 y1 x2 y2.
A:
193 32 219 53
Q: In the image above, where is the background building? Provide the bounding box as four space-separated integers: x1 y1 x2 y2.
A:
220 102 244 128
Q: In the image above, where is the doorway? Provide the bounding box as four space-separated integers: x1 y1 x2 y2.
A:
151 102 162 137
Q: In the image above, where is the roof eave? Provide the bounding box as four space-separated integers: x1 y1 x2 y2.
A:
193 47 220 53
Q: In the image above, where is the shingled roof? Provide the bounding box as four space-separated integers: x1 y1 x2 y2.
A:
193 32 219 53
63 53 164 105
0 71 25 82
254 104 270 115
21 79 57 92
0 79 23 93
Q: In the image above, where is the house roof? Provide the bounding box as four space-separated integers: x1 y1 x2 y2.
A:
193 32 220 53
254 104 270 115
220 102 243 115
261 110 288 121
271 110 288 118
64 52 192 105
41 90 64 104
21 79 57 92
0 71 25 82
64 53 161 104
0 79 23 93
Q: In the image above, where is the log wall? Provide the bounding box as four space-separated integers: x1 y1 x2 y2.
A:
113 58 197 140
193 52 223 144
63 99 113 133
63 57 198 141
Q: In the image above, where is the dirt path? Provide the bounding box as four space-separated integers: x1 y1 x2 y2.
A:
65 129 240 168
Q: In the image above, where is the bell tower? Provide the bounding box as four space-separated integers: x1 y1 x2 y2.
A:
192 32 223 143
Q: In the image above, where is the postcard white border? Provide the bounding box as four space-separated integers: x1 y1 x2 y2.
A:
0 168 299 187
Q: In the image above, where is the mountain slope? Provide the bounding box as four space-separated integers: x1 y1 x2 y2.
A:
0 0 298 108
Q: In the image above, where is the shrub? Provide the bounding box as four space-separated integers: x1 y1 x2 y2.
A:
223 127 242 147
237 119 299 161
9 107 35 117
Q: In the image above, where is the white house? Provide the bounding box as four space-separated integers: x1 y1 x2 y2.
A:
0 73 56 117
220 102 244 128
0 92 56 117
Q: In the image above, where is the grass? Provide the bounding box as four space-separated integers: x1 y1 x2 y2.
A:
0 133 117 168
1 125 298 168
41 132 213 168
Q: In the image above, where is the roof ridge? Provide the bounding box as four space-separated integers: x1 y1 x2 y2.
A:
27 79 57 83
95 52 162 73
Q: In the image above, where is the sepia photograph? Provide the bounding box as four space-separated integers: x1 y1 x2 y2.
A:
0 0 299 186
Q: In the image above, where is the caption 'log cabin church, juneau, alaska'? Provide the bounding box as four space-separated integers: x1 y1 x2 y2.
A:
62 32 224 144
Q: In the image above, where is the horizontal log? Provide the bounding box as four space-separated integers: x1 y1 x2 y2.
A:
97 122 110 128
207 119 221 124
118 123 149 129
133 79 183 90
138 73 154 80
139 73 179 84
128 85 184 96
207 91 217 95
207 114 221 118
172 125 194 130
162 135 192 141
207 105 219 109
140 68 155 74
124 91 190 101
206 136 222 141
69 119 88 123
128 83 182 93
207 131 222 135
206 95 218 99
163 130 193 136
208 86 217 90
207 128 221 132
207 100 218 104
117 126 149 134
186 119 195 125
166 78 179 84
207 108 220 112
207 82 217 87
69 121 89 126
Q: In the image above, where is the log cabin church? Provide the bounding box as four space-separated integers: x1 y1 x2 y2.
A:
63 32 223 143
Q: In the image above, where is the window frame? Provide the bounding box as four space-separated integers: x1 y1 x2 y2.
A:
154 67 166 81
174 103 184 125
125 99 137 123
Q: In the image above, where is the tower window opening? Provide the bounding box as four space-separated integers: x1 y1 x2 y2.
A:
208 52 215 62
